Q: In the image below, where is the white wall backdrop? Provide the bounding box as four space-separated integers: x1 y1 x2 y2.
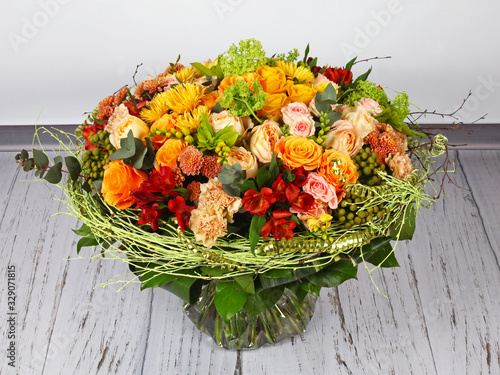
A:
1 0 499 126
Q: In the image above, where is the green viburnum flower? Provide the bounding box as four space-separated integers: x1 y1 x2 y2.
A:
218 39 269 76
219 80 267 121
344 80 389 107
391 92 410 122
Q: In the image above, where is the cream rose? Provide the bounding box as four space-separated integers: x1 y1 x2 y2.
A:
281 102 311 125
226 146 259 179
324 120 363 158
109 115 150 149
288 115 316 137
357 98 383 116
342 106 378 140
208 111 245 135
248 120 283 164
302 173 339 209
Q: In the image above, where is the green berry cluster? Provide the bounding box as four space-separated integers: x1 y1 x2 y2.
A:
314 112 331 145
335 191 389 230
214 141 231 164
81 130 115 186
353 146 386 186
151 127 195 144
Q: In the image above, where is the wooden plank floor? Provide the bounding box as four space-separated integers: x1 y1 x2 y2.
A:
1 150 499 375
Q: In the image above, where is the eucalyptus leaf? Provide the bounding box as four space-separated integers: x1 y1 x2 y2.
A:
33 149 49 169
65 156 81 182
44 162 63 184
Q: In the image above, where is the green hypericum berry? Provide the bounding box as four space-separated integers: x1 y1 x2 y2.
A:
347 213 354 221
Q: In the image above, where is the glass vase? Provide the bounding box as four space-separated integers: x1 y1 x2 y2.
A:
183 282 318 350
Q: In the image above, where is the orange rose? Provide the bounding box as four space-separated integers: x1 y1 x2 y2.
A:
218 73 257 94
258 92 288 118
257 65 290 94
275 136 323 171
155 139 188 170
150 113 178 149
200 90 220 110
318 149 358 192
101 160 147 210
287 84 316 105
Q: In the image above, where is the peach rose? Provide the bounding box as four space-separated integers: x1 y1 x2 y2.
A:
303 173 339 209
324 120 363 158
289 115 315 137
342 106 377 139
311 75 339 94
257 66 289 94
101 160 147 210
209 111 245 135
318 149 358 192
281 102 311 125
249 120 283 164
154 139 188 170
287 84 316 105
275 135 323 171
357 98 383 117
227 146 259 178
109 115 150 150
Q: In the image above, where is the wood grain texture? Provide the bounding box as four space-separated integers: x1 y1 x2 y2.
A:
1 150 499 375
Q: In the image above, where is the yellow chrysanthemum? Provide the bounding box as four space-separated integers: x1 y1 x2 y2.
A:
175 67 200 83
176 106 210 132
140 91 170 125
164 83 206 114
140 83 206 124
275 61 314 83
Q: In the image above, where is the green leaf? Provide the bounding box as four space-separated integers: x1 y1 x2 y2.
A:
43 162 62 184
200 266 227 277
76 236 99 254
54 155 63 165
361 237 399 268
306 260 358 287
321 83 337 103
299 280 322 295
33 149 49 169
65 156 81 182
354 67 372 83
20 149 29 160
243 285 285 317
345 56 357 71
23 159 34 172
268 152 279 180
72 223 92 237
190 62 216 77
109 130 136 160
131 139 148 169
249 215 266 254
327 111 342 125
259 267 320 290
140 270 178 290
302 43 310 63
234 274 255 294
256 167 272 190
212 102 223 113
261 269 292 279
160 276 203 305
237 178 257 193
390 204 416 241
214 280 249 322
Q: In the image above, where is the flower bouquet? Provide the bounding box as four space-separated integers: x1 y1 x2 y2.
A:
16 39 448 350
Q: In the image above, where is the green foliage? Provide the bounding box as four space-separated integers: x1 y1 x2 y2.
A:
234 274 255 294
249 215 266 254
274 48 300 63
219 163 246 196
390 203 416 241
313 83 338 114
243 285 285 317
160 275 204 305
306 260 358 287
214 280 249 322
217 38 269 76
196 113 240 152
219 80 267 120
360 237 399 268
108 130 155 169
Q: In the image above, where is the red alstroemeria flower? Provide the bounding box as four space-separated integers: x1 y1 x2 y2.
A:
133 166 178 206
289 192 315 213
167 196 195 232
242 188 277 216
306 57 321 74
261 209 297 240
124 100 148 117
82 125 99 151
137 203 166 232
323 67 353 85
